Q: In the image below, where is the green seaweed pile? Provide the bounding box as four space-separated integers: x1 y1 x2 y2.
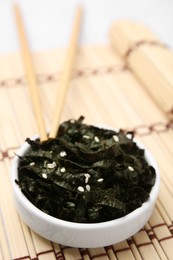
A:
16 116 156 223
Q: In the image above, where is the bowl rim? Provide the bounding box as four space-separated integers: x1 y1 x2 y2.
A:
11 133 160 230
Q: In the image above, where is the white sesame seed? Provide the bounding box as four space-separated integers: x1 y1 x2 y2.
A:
97 178 104 182
128 166 134 171
113 135 119 142
85 178 88 184
70 119 75 123
42 173 47 179
84 173 91 183
60 167 66 173
94 136 100 143
86 184 91 191
77 186 85 192
83 135 90 139
126 134 132 139
29 162 35 166
84 173 91 178
67 202 75 207
47 161 57 169
60 151 67 157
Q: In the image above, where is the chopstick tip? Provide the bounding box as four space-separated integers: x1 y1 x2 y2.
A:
76 4 83 16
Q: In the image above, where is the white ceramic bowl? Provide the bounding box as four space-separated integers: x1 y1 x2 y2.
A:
11 136 160 248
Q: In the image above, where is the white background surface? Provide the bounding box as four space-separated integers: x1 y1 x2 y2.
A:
0 0 173 53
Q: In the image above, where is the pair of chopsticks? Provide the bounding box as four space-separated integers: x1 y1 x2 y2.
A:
14 4 82 142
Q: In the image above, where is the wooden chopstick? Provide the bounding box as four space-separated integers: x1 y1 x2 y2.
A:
14 4 47 142
49 6 82 138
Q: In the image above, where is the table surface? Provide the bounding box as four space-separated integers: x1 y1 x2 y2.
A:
0 0 173 53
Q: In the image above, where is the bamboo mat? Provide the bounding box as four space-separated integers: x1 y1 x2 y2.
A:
109 20 173 117
0 39 173 259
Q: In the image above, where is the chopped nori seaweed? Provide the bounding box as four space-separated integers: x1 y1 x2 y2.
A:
16 117 156 223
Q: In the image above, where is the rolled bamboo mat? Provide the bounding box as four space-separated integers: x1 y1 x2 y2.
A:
0 45 173 260
109 20 173 118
